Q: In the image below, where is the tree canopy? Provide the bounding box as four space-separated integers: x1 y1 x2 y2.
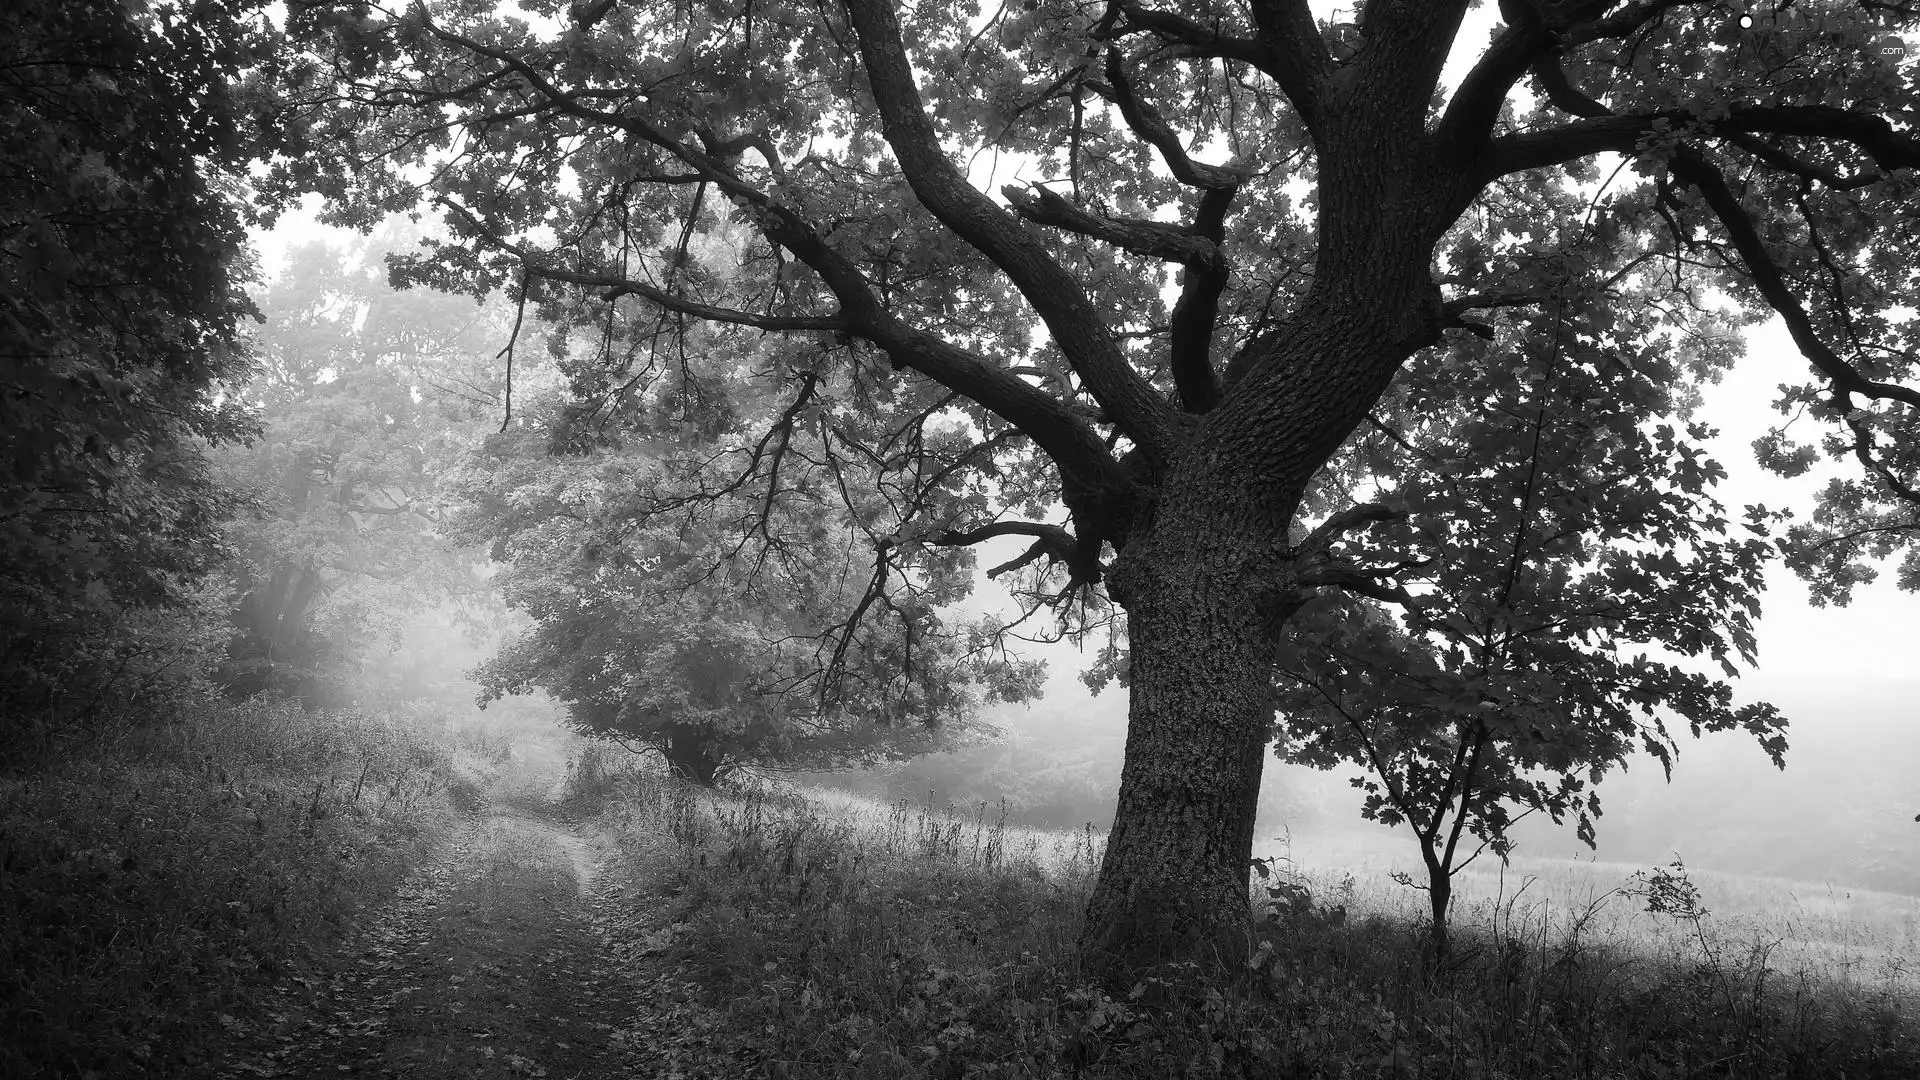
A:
267 0 1920 978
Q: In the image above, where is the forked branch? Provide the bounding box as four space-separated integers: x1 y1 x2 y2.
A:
842 0 1184 467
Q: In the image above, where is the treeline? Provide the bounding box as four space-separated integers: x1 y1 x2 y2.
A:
1 0 527 753
1 0 263 755
0 6 519 1076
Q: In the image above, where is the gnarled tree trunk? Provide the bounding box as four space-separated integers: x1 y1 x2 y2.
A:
1080 270 1449 981
1078 546 1277 978
225 558 326 699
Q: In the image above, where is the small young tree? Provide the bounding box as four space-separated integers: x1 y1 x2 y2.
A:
1276 276 1789 959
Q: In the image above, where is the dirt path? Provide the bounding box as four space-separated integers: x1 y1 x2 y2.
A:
217 748 750 1080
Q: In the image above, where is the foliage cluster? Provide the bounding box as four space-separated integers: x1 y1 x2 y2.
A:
0 697 476 1080
578 767 1920 1079
0 0 269 751
456 387 1029 784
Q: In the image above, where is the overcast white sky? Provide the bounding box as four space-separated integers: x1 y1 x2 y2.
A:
1704 319 1919 697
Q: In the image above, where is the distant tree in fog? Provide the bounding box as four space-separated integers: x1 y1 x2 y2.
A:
454 409 1015 786
216 234 506 704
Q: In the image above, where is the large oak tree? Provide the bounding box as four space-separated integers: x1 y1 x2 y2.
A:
268 0 1920 977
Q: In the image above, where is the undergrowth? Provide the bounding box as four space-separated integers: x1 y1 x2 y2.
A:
572 748 1920 1079
0 696 488 1079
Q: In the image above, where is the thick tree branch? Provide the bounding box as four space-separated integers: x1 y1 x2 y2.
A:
983 540 1053 579
1297 564 1422 607
1106 0 1282 79
933 519 1087 581
1294 502 1402 561
1563 0 1713 46
842 0 1183 468
1487 46 1920 418
1443 289 1546 317
1001 184 1223 267
1353 0 1476 121
1488 58 1920 179
1668 146 1920 413
1238 0 1332 133
932 519 1077 547
1168 185 1233 413
1436 1 1711 160
1715 107 1920 172
1484 113 1646 175
1053 49 1243 414
1440 288 1546 338
1278 501 1428 607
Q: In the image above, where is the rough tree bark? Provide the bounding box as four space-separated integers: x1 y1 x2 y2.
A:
1426 861 1454 963
1072 41 1472 965
227 559 325 698
1079 290 1446 976
1082 549 1278 974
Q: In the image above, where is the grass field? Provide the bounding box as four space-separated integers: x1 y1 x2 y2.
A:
1264 828 1920 1009
572 750 1920 1079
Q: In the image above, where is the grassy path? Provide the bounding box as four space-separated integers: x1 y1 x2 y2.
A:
216 754 747 1080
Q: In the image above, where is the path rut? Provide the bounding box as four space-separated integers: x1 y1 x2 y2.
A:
216 750 748 1079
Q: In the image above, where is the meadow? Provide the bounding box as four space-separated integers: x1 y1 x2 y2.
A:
1266 829 1920 1011
572 747 1920 1079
